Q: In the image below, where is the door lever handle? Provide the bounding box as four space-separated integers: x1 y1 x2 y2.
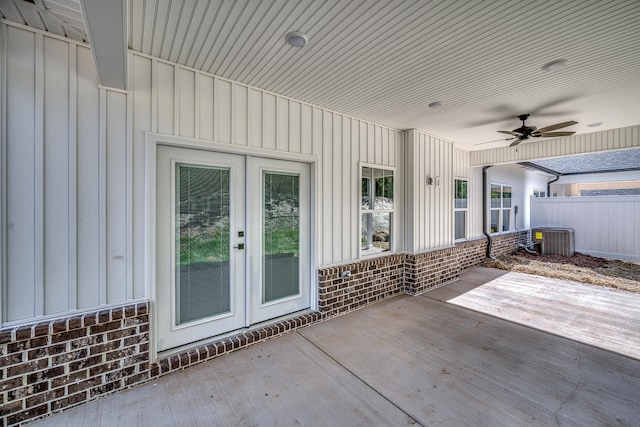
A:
233 243 245 250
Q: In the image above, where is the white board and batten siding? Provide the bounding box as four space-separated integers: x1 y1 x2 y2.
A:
404 130 455 252
129 53 404 273
531 196 640 261
0 23 133 324
1 23 403 325
470 126 640 167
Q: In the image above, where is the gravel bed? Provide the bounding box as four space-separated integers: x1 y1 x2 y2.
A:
485 249 640 294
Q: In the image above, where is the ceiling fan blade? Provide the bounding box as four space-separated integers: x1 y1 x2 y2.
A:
536 120 578 133
509 138 524 147
497 130 520 136
536 131 575 137
473 137 516 146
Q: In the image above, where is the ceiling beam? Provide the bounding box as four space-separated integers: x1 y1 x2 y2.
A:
79 0 127 90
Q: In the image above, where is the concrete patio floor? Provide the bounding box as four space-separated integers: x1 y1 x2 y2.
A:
32 267 640 426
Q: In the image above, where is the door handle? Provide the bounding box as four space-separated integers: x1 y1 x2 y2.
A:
234 243 245 250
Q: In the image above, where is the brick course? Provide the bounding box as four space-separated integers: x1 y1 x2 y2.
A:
0 302 149 427
1 232 521 426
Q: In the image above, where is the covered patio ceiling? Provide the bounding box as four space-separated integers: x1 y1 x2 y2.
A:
2 0 640 151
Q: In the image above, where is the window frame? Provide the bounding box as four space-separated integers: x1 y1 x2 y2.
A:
359 163 395 258
533 188 546 198
490 182 512 234
454 178 468 241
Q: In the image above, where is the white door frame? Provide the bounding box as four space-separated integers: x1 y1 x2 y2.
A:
145 134 318 359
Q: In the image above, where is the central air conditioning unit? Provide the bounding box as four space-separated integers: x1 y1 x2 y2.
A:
531 227 575 257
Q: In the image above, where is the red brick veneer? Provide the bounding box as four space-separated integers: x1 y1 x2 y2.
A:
0 302 149 426
317 254 406 317
405 233 522 294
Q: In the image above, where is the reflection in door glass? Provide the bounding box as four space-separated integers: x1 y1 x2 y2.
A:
176 164 231 325
263 172 300 303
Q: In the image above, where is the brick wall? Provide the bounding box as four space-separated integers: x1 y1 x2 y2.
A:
317 254 405 318
405 232 522 294
0 302 150 427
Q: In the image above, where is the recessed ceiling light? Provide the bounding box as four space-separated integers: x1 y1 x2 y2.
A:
541 59 567 72
587 122 603 127
285 31 309 47
428 101 444 109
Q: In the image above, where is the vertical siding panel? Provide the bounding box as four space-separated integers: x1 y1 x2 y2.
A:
332 114 343 262
312 107 323 157
322 111 333 265
235 84 248 146
249 88 262 148
382 128 389 166
178 68 195 138
67 44 78 310
156 62 174 135
198 74 214 141
351 119 360 257
300 104 312 155
312 107 323 262
289 101 301 154
374 125 382 164
342 117 351 261
105 91 128 303
43 37 71 314
263 93 276 150
359 121 368 163
98 88 107 305
432 137 438 246
389 131 396 167
218 79 232 143
416 132 421 251
34 34 45 317
6 27 37 321
130 54 150 301
277 97 289 152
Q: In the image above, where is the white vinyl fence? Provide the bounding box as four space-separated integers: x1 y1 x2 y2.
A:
530 195 640 261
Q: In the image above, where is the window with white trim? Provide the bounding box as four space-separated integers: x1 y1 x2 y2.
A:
533 189 546 197
361 166 393 256
454 179 468 240
490 183 512 233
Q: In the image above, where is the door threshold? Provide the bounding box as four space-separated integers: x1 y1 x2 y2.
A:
157 308 320 360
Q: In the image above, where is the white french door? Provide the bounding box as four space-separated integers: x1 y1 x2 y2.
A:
248 158 310 324
156 145 310 352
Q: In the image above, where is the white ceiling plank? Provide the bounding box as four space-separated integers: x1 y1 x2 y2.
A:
128 0 145 51
191 0 236 71
160 0 185 60
149 0 170 58
167 0 199 64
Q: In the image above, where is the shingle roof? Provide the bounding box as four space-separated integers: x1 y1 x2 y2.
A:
530 148 640 175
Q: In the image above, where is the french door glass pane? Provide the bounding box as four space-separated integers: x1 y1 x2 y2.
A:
263 172 300 303
175 164 231 325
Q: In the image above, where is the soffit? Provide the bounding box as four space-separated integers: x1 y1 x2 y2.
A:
3 0 640 152
128 0 640 151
